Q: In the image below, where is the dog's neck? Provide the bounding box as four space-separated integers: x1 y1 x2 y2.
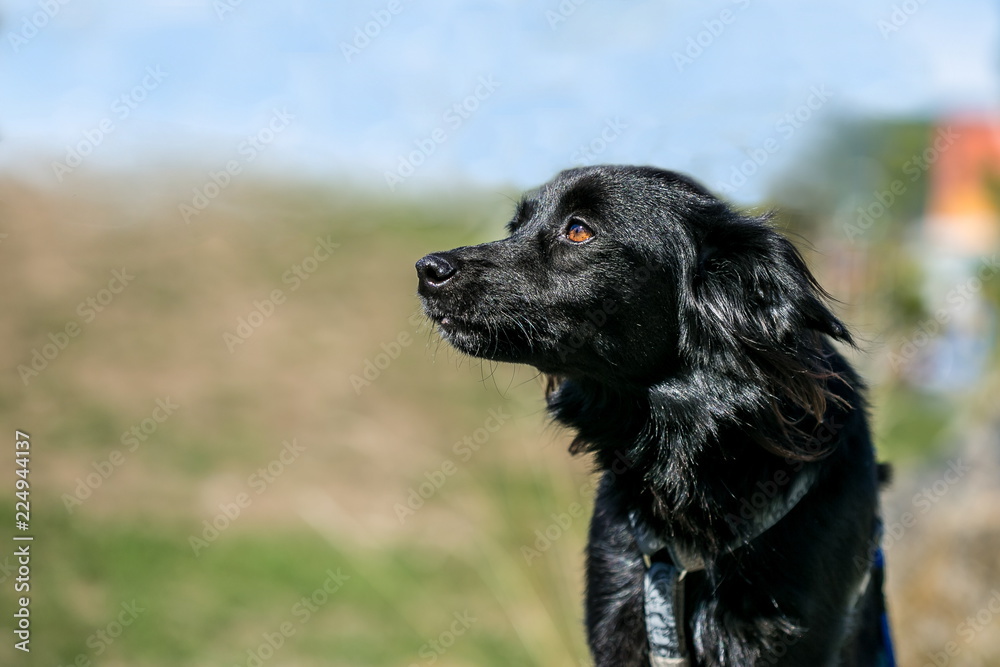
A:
548 369 829 553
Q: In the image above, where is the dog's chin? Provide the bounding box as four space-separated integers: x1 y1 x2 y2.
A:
430 313 608 376
437 318 516 361
437 323 495 359
429 313 529 364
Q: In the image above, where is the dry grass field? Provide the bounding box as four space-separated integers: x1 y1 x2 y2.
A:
1 170 998 666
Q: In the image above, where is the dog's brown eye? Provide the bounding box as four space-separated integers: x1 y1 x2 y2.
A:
565 218 594 244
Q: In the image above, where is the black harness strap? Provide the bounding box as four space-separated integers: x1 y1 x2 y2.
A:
630 469 818 667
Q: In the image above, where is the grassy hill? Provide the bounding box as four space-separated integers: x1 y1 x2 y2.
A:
1 171 998 665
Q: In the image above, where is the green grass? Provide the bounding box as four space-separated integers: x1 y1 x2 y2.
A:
872 386 952 461
15 483 589 667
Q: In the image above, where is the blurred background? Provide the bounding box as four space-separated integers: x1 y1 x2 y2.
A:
2 1 1000 665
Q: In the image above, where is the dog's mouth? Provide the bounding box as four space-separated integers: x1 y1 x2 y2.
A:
436 314 496 357
433 314 459 329
425 309 469 331
429 311 489 339
424 306 530 362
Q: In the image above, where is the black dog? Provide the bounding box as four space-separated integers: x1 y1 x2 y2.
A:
416 165 893 666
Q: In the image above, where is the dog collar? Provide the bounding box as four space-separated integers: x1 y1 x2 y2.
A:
629 467 818 667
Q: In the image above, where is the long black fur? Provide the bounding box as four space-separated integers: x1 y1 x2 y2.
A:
415 165 889 666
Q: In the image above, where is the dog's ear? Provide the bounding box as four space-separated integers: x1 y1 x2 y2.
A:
683 213 854 460
685 213 851 358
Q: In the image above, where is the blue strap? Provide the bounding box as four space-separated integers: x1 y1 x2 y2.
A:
874 548 896 667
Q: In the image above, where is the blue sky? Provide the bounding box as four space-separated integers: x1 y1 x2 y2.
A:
2 0 997 202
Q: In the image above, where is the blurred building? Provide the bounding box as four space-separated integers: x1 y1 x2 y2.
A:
911 118 1000 391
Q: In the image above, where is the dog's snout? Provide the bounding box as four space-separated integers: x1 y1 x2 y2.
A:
416 253 457 289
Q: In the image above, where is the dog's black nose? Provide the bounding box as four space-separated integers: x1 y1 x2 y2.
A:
416 253 457 288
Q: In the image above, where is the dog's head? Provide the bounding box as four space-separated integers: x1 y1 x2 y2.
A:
416 165 850 389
